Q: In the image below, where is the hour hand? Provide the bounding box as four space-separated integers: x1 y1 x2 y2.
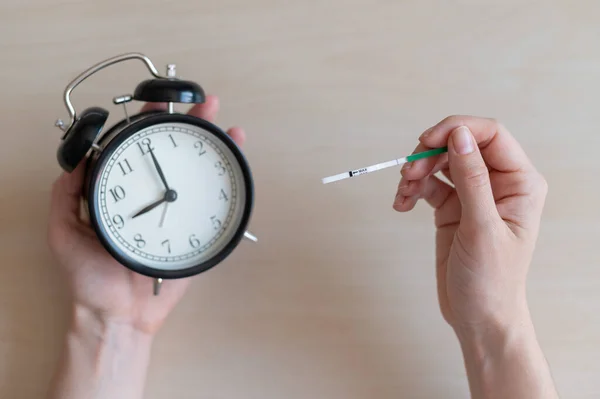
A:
131 197 166 219
130 189 177 219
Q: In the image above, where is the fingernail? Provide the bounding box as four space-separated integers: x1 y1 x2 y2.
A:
393 193 403 206
452 126 474 155
402 162 412 173
420 127 433 139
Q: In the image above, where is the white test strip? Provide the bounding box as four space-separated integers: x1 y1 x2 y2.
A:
322 157 408 184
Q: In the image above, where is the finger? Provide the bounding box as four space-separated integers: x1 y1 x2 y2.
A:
440 168 453 184
421 175 454 210
396 177 424 198
227 127 246 147
402 147 448 184
394 154 429 210
420 177 461 229
397 154 450 198
140 102 167 113
393 171 456 213
429 155 449 177
392 193 420 212
447 126 499 224
434 193 462 229
489 169 548 231
49 162 86 227
419 115 534 173
489 170 534 203
400 142 442 180
187 95 219 122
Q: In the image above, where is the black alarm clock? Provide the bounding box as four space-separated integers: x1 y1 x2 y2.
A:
54 52 256 294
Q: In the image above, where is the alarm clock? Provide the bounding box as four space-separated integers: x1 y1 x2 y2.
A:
54 52 256 295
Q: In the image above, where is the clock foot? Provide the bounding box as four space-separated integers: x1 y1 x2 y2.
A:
244 231 258 242
153 278 163 296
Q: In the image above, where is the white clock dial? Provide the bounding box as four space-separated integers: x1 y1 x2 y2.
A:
95 122 247 271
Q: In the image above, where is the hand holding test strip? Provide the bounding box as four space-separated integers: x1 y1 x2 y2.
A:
322 146 448 184
319 119 558 398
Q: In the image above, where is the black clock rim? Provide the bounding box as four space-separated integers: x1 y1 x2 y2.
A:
87 112 254 279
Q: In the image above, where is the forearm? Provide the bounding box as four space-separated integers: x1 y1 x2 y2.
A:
47 304 153 399
455 312 559 399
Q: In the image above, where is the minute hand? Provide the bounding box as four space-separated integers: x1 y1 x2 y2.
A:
148 147 170 190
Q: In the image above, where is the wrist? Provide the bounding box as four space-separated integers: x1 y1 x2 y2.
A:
454 308 556 399
455 313 537 366
52 304 154 399
452 295 532 344
69 298 163 334
69 303 155 345
453 301 534 350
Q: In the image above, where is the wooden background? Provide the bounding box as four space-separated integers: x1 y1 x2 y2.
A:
1 1 599 398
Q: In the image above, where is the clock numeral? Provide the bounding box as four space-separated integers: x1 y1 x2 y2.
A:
168 134 178 148
117 159 133 176
109 185 126 203
214 161 226 176
112 215 125 229
211 216 222 230
134 234 146 248
161 239 171 254
219 189 229 202
194 140 206 156
137 138 154 155
189 234 201 249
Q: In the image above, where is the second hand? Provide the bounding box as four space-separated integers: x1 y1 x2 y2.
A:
159 203 168 228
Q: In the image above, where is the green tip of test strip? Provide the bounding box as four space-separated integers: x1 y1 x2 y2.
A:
406 146 448 162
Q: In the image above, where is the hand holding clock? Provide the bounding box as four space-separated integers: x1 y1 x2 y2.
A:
47 96 247 399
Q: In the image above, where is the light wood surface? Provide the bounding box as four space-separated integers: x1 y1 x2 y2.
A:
1 1 599 397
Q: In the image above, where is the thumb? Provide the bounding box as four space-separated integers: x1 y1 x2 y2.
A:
448 126 498 225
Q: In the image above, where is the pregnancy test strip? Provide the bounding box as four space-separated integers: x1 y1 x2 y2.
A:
322 146 448 184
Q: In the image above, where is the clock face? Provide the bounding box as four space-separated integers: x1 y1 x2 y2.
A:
90 118 251 276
